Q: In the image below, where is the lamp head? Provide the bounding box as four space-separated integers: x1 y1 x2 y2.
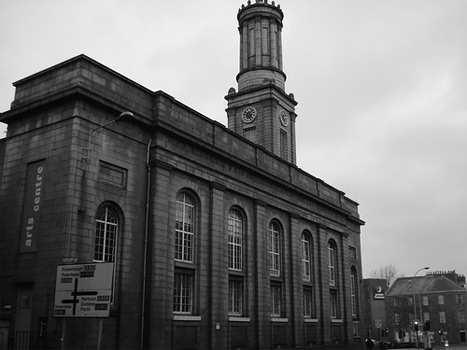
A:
117 111 134 121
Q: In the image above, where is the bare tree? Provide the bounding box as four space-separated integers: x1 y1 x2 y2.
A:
369 264 405 286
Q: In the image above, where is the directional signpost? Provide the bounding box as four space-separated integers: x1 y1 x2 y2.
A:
54 262 113 317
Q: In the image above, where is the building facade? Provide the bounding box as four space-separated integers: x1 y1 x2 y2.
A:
0 2 365 349
385 272 467 347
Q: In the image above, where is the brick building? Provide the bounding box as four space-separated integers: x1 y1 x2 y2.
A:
385 272 467 347
0 2 365 349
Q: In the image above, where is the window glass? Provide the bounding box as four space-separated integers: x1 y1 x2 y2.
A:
228 210 243 271
94 206 118 262
175 193 195 262
269 222 280 276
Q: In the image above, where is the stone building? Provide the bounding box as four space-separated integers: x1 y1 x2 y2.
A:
385 272 467 347
0 2 364 349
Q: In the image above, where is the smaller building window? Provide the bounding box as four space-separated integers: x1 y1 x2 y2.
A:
173 270 194 314
423 312 430 322
457 294 464 304
394 313 401 325
229 278 243 316
439 311 446 324
303 286 313 317
458 311 465 324
393 298 400 307
408 296 413 307
330 290 338 319
271 284 282 317
243 127 257 143
438 295 444 305
422 296 429 306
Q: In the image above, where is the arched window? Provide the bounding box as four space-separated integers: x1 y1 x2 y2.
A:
328 240 337 286
228 209 243 271
269 221 281 276
94 205 119 262
175 192 195 263
350 266 359 317
301 232 312 282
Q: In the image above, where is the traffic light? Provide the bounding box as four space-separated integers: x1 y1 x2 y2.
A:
425 320 431 331
385 328 389 336
414 321 419 331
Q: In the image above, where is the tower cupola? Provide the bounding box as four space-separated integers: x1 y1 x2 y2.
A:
225 0 297 164
236 0 286 91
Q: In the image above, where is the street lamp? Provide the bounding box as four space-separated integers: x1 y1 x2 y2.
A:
413 266 430 350
84 111 135 162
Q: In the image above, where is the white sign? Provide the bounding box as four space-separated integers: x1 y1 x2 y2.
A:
54 263 113 317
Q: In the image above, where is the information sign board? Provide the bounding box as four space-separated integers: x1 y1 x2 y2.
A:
54 262 113 317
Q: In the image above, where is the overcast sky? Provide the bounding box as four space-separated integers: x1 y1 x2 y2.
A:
1 0 466 278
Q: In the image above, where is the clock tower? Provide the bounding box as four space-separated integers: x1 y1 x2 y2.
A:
225 0 297 164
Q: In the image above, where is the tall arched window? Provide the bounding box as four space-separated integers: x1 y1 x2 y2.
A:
328 240 337 286
94 205 119 262
174 191 197 314
175 192 195 263
301 232 312 282
228 209 243 271
269 221 281 276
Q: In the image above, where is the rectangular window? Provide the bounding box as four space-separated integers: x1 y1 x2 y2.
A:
243 127 257 143
458 311 465 324
229 279 243 316
439 311 446 324
330 290 338 318
393 298 400 307
394 313 401 325
408 296 413 306
422 296 429 306
350 273 357 316
349 246 357 259
173 272 193 314
303 287 313 317
438 295 444 305
271 284 282 317
457 294 464 304
280 130 288 160
99 161 127 187
423 312 430 322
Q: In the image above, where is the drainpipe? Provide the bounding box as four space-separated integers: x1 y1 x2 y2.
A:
141 138 152 350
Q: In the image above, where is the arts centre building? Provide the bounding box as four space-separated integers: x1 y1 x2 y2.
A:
0 1 365 349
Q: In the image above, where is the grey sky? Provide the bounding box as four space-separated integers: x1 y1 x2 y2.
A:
1 0 466 277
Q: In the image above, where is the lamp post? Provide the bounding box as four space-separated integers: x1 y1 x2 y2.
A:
413 266 429 350
84 111 135 162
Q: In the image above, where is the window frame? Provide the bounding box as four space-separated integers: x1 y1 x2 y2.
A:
301 232 312 282
228 209 243 271
175 192 196 263
269 221 281 277
173 269 194 314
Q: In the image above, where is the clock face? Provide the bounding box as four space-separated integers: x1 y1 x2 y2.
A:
241 107 257 123
279 110 289 126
